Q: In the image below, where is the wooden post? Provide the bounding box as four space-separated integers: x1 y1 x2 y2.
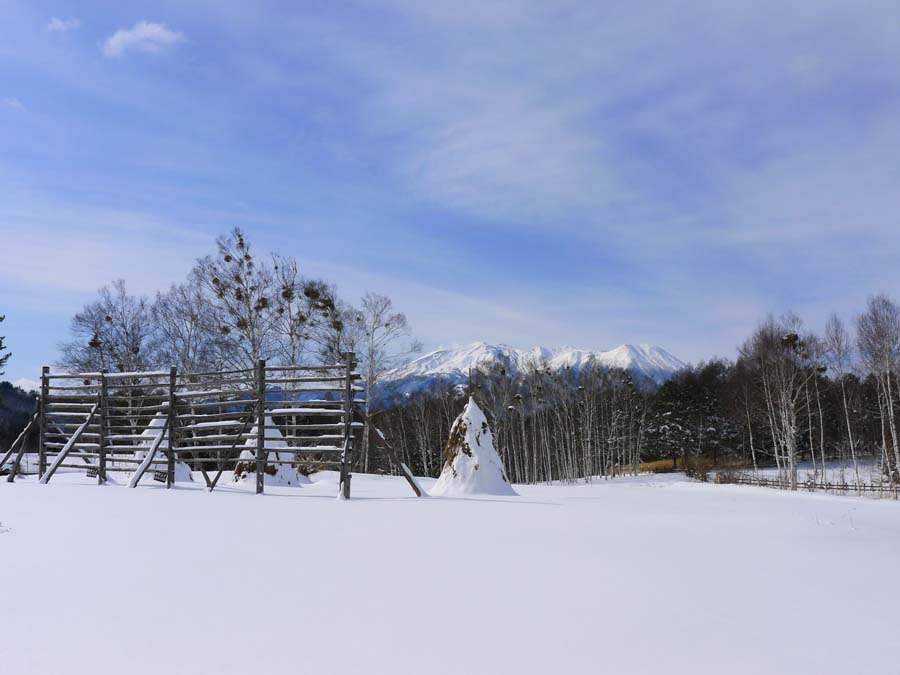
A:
167 366 177 488
98 370 109 484
339 351 355 499
38 366 49 479
255 359 266 495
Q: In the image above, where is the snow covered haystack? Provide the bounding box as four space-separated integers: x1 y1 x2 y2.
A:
232 419 309 487
126 412 193 482
430 397 517 497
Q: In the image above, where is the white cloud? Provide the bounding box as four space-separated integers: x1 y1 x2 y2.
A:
46 17 80 33
102 21 185 58
2 97 25 111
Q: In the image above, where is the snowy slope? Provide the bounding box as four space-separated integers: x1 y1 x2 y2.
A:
2 472 898 675
377 341 686 403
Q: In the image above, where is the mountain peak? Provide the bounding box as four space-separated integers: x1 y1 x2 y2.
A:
376 341 686 406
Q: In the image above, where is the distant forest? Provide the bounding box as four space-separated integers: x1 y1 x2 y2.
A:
0 382 36 452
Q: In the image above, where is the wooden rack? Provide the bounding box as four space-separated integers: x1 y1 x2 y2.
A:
3 353 362 497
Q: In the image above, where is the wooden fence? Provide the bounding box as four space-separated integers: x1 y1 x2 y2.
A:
719 473 900 498
1 353 363 497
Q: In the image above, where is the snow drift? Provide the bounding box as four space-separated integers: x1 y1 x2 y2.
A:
232 419 309 487
430 397 517 497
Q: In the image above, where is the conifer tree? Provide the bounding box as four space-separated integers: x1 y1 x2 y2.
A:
0 314 10 376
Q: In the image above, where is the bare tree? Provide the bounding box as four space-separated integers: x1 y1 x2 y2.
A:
357 293 421 471
58 280 155 374
151 274 226 374
824 314 861 490
857 294 900 482
270 254 339 365
739 314 820 490
193 228 280 369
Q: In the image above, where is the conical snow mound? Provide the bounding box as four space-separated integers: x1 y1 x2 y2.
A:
430 397 517 497
232 418 310 487
123 411 193 482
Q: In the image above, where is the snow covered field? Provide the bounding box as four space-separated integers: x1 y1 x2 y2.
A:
2 471 898 675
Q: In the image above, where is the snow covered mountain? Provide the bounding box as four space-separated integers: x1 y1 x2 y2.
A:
375 342 686 404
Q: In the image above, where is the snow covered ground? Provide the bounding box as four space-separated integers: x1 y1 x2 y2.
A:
2 471 898 675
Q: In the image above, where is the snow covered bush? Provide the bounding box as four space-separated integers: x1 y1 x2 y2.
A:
430 397 516 497
232 419 309 487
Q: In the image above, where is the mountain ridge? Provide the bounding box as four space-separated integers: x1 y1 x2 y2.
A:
375 341 686 404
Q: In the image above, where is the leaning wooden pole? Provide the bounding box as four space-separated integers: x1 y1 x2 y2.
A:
1 407 37 471
38 366 49 479
128 416 170 488
339 351 355 499
5 401 39 482
255 359 266 495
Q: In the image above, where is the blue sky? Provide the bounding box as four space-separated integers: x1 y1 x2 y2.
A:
3 0 900 387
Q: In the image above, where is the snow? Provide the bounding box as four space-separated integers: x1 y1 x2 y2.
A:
377 341 686 403
430 397 517 496
1 472 898 675
231 418 310 486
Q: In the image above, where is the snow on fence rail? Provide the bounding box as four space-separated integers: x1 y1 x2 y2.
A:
1 353 364 498
718 473 900 498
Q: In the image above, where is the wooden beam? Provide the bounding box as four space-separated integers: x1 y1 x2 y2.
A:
255 359 266 495
38 366 49 479
339 351 355 500
167 366 177 488
97 371 109 484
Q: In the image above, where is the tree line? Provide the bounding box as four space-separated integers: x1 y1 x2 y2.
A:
372 297 900 491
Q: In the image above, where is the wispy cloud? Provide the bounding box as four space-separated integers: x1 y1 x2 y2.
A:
102 21 184 58
46 17 80 33
2 97 25 111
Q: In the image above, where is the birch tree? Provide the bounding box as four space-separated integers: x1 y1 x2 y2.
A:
58 280 155 374
356 293 421 471
857 294 900 482
824 314 861 489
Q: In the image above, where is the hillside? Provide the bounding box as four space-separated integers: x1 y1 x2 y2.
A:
0 382 36 451
375 341 685 404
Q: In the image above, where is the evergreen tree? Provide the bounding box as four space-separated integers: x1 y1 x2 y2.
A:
0 314 9 376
